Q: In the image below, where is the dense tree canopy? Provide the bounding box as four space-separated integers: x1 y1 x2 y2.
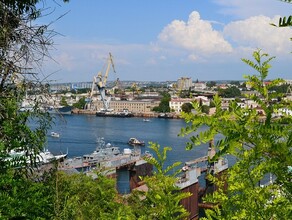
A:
181 102 193 113
152 91 171 112
218 86 241 98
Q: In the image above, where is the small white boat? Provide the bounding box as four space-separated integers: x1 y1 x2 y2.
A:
128 137 145 146
143 119 150 122
51 132 60 138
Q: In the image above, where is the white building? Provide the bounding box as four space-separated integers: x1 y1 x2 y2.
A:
169 96 210 113
193 82 207 91
169 98 193 113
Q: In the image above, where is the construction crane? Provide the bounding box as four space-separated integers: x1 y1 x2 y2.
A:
85 53 115 111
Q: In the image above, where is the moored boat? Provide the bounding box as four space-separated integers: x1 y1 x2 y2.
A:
96 109 134 117
59 137 142 170
128 137 145 146
7 148 67 165
47 106 73 115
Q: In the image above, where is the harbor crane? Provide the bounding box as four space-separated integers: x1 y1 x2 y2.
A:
86 53 115 111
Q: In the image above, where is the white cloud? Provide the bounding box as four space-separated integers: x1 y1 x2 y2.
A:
223 15 292 54
158 11 233 55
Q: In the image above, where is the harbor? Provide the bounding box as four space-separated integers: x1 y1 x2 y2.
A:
49 118 229 219
46 114 216 169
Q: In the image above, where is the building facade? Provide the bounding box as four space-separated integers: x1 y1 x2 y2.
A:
177 77 193 91
93 100 160 113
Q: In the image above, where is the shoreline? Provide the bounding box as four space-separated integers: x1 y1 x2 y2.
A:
71 108 182 119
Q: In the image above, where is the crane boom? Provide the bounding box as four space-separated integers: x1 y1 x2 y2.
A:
85 53 115 111
96 52 115 111
97 52 115 90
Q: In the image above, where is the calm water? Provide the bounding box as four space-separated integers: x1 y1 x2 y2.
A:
45 114 234 194
46 114 211 168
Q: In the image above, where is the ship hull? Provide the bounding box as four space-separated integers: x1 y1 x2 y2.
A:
96 111 134 117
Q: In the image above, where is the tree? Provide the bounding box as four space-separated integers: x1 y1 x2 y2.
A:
73 97 86 109
218 86 241 98
152 92 171 112
0 0 64 171
128 142 191 220
52 171 132 219
206 81 216 88
0 0 68 218
230 81 240 86
180 50 292 219
181 102 193 113
60 96 69 106
201 105 210 114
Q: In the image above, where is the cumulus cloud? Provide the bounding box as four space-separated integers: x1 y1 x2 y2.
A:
158 11 233 55
223 15 292 54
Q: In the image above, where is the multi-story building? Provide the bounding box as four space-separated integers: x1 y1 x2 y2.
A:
170 96 210 113
169 98 193 113
177 77 192 91
92 100 160 113
193 82 207 91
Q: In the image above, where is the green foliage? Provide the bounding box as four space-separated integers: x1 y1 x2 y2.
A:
269 83 290 94
278 15 292 27
52 171 131 220
73 97 86 109
60 96 68 107
0 169 55 219
181 102 193 113
201 105 210 114
230 81 240 86
180 50 292 219
218 86 241 98
206 81 216 88
152 92 171 112
144 142 182 176
128 142 191 220
0 95 52 171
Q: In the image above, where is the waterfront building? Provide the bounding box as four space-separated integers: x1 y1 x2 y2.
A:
92 99 160 113
169 98 193 113
170 96 209 113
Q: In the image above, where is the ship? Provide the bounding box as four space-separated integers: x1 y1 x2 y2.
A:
59 137 148 172
7 148 67 165
158 113 174 119
96 109 134 118
46 106 73 115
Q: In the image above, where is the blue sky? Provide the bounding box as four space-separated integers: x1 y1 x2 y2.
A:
38 0 292 83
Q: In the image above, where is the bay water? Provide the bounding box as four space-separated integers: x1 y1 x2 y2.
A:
46 114 216 193
47 114 211 169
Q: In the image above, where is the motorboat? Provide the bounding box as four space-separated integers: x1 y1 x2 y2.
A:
143 119 150 122
51 132 60 138
128 137 145 146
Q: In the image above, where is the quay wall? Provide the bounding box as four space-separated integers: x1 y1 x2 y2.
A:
71 108 181 119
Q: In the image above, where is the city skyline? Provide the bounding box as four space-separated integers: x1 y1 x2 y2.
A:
39 0 292 83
